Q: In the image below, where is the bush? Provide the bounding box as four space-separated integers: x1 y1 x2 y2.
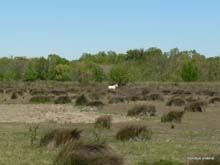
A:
188 154 220 165
184 102 205 112
75 94 89 106
110 65 131 86
144 93 164 101
87 101 104 107
11 92 18 99
29 96 52 103
95 115 112 129
127 105 156 117
166 98 185 106
209 97 220 104
55 141 123 165
116 124 152 141
161 111 185 123
181 61 198 82
54 96 72 104
54 64 72 81
40 128 81 148
109 97 127 104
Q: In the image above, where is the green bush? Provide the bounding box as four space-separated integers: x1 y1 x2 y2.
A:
54 64 72 81
181 61 198 81
110 65 131 85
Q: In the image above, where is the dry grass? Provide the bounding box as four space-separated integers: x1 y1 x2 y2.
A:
161 111 185 123
127 105 156 117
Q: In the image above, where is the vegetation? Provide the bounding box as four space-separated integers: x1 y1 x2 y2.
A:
161 111 185 123
1 48 220 83
95 115 112 129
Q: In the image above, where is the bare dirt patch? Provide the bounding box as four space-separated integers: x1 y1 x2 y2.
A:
0 104 135 124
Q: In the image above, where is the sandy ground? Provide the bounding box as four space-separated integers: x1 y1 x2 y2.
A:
0 104 135 124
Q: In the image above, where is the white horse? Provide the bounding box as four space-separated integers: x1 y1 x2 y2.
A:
108 84 118 90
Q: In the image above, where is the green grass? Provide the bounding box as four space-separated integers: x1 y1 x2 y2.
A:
0 121 220 165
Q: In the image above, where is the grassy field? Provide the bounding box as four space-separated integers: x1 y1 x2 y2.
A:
0 82 220 164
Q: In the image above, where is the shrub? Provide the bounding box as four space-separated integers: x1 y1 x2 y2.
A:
95 115 112 129
29 96 52 103
144 93 164 101
11 92 18 99
109 97 127 104
127 105 156 117
75 94 89 106
54 64 72 81
188 154 220 165
110 65 131 86
116 124 152 141
54 96 72 104
87 101 104 107
209 97 220 104
161 111 185 123
55 141 123 165
166 98 185 106
40 128 81 148
184 102 205 112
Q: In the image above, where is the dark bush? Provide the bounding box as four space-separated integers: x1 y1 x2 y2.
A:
161 111 185 123
109 97 127 104
40 128 81 148
116 124 152 141
188 154 220 165
95 115 112 129
29 96 52 103
75 94 89 106
11 92 18 99
55 96 72 104
166 98 185 106
209 97 220 104
184 102 205 112
55 141 123 165
87 101 104 107
144 93 164 101
127 105 156 117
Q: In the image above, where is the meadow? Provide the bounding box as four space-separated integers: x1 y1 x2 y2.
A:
0 82 220 165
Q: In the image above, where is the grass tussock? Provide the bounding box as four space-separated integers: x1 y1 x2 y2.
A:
209 97 220 104
116 124 152 141
87 101 104 107
75 94 89 106
95 115 112 129
145 93 164 101
11 92 18 99
40 128 82 148
55 141 123 165
109 97 127 104
54 96 72 104
127 105 156 117
166 98 185 106
161 111 185 123
184 102 205 112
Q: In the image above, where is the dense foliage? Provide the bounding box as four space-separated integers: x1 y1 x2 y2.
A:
0 47 220 83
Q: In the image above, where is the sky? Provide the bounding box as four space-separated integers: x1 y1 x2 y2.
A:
0 0 220 59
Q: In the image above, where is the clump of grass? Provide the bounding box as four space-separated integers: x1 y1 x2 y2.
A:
29 96 52 103
184 102 205 112
29 125 39 146
161 111 185 123
75 94 89 106
166 98 185 106
127 105 156 117
55 140 123 165
54 96 72 104
95 115 112 129
87 101 104 107
116 124 152 141
188 154 220 165
40 128 82 148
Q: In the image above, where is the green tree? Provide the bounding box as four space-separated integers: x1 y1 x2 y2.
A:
110 65 131 85
91 64 106 82
181 61 198 81
54 64 72 81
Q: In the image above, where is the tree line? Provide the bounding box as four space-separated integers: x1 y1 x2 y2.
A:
0 47 220 84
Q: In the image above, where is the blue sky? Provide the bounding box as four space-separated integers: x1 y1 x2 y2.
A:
0 0 220 59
